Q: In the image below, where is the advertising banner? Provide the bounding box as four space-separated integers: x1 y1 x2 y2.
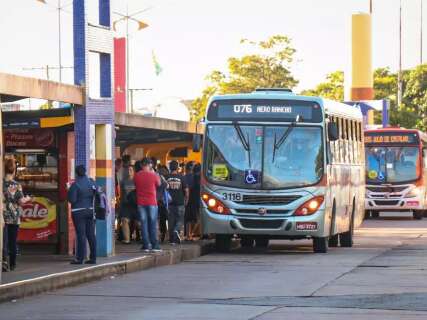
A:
4 128 56 148
17 197 57 242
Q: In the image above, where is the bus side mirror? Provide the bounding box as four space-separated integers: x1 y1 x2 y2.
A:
328 122 339 141
192 134 202 152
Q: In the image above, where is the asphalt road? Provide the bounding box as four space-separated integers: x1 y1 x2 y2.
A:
2 212 427 320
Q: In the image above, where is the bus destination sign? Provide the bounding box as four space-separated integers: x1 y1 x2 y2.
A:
365 132 419 145
207 99 322 122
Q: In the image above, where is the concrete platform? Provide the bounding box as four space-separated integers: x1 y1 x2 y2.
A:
0 241 213 303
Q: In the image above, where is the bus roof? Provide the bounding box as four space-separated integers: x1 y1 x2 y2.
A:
208 92 363 121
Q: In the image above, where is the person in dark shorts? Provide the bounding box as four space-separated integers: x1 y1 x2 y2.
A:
166 160 189 244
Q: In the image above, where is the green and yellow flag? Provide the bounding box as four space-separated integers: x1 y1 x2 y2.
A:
152 50 162 76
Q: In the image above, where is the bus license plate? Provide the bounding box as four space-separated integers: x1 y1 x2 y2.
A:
221 192 243 202
296 222 318 231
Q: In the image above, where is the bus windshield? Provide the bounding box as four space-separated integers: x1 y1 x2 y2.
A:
205 125 324 189
365 146 420 184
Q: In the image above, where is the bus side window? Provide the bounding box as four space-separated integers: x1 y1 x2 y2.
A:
327 116 334 164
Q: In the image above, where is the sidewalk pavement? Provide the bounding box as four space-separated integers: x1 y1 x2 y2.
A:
0 240 214 303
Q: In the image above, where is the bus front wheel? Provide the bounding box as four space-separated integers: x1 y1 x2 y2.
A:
413 210 423 220
215 235 232 252
313 237 328 253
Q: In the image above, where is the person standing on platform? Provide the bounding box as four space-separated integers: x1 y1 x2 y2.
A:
134 158 161 252
166 160 189 244
184 161 195 239
67 165 97 265
2 158 32 271
119 165 136 244
188 163 201 240
157 165 170 243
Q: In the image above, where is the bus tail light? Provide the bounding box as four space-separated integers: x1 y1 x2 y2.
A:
294 196 324 216
201 193 231 215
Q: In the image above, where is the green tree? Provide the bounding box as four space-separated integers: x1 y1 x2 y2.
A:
301 71 344 101
403 64 427 131
190 35 299 120
301 66 427 129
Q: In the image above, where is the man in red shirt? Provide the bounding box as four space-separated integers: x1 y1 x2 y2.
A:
134 157 161 252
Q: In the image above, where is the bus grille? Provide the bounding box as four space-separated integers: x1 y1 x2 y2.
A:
234 209 290 215
367 186 407 193
239 219 285 229
241 195 301 205
373 200 400 206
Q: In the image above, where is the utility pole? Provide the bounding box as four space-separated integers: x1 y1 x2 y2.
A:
36 0 64 82
370 0 373 13
397 0 403 108
113 7 150 113
421 0 423 64
58 0 62 82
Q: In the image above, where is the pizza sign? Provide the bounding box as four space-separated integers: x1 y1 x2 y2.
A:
4 129 55 148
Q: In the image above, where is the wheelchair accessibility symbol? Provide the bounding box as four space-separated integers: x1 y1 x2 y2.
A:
245 170 259 185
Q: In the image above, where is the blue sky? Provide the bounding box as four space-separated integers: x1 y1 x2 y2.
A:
0 0 425 105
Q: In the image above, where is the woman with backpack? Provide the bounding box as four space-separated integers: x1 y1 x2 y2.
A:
67 165 97 265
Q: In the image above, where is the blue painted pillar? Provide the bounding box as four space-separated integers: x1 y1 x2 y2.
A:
73 0 115 256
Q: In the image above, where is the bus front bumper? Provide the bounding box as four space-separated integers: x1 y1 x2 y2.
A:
201 208 328 238
365 198 424 211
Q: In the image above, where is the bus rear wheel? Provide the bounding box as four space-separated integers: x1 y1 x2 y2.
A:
313 237 328 253
413 210 423 220
240 236 254 248
215 235 232 252
255 237 269 248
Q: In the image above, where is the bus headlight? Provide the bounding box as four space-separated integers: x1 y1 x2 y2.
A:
294 196 324 216
202 193 231 215
406 187 421 198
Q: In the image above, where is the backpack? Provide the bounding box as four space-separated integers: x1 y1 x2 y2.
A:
90 179 109 220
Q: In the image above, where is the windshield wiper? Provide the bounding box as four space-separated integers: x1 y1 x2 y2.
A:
233 122 252 167
272 115 302 161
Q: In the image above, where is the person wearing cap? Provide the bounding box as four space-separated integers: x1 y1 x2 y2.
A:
134 157 161 252
67 165 97 264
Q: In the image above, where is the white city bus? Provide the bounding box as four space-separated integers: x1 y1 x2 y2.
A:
199 89 365 253
364 128 427 220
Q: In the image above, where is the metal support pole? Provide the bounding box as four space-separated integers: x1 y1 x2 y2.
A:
421 0 423 64
397 0 403 108
58 0 62 82
126 6 130 113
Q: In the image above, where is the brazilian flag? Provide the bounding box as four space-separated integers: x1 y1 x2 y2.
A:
152 50 162 76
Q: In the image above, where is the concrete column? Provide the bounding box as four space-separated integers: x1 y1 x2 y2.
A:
73 0 115 257
95 124 114 255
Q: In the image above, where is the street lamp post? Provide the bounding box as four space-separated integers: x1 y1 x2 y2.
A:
397 0 403 108
113 8 150 113
36 0 64 82
421 0 423 64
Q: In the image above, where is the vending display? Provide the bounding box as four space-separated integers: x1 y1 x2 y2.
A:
4 128 59 243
